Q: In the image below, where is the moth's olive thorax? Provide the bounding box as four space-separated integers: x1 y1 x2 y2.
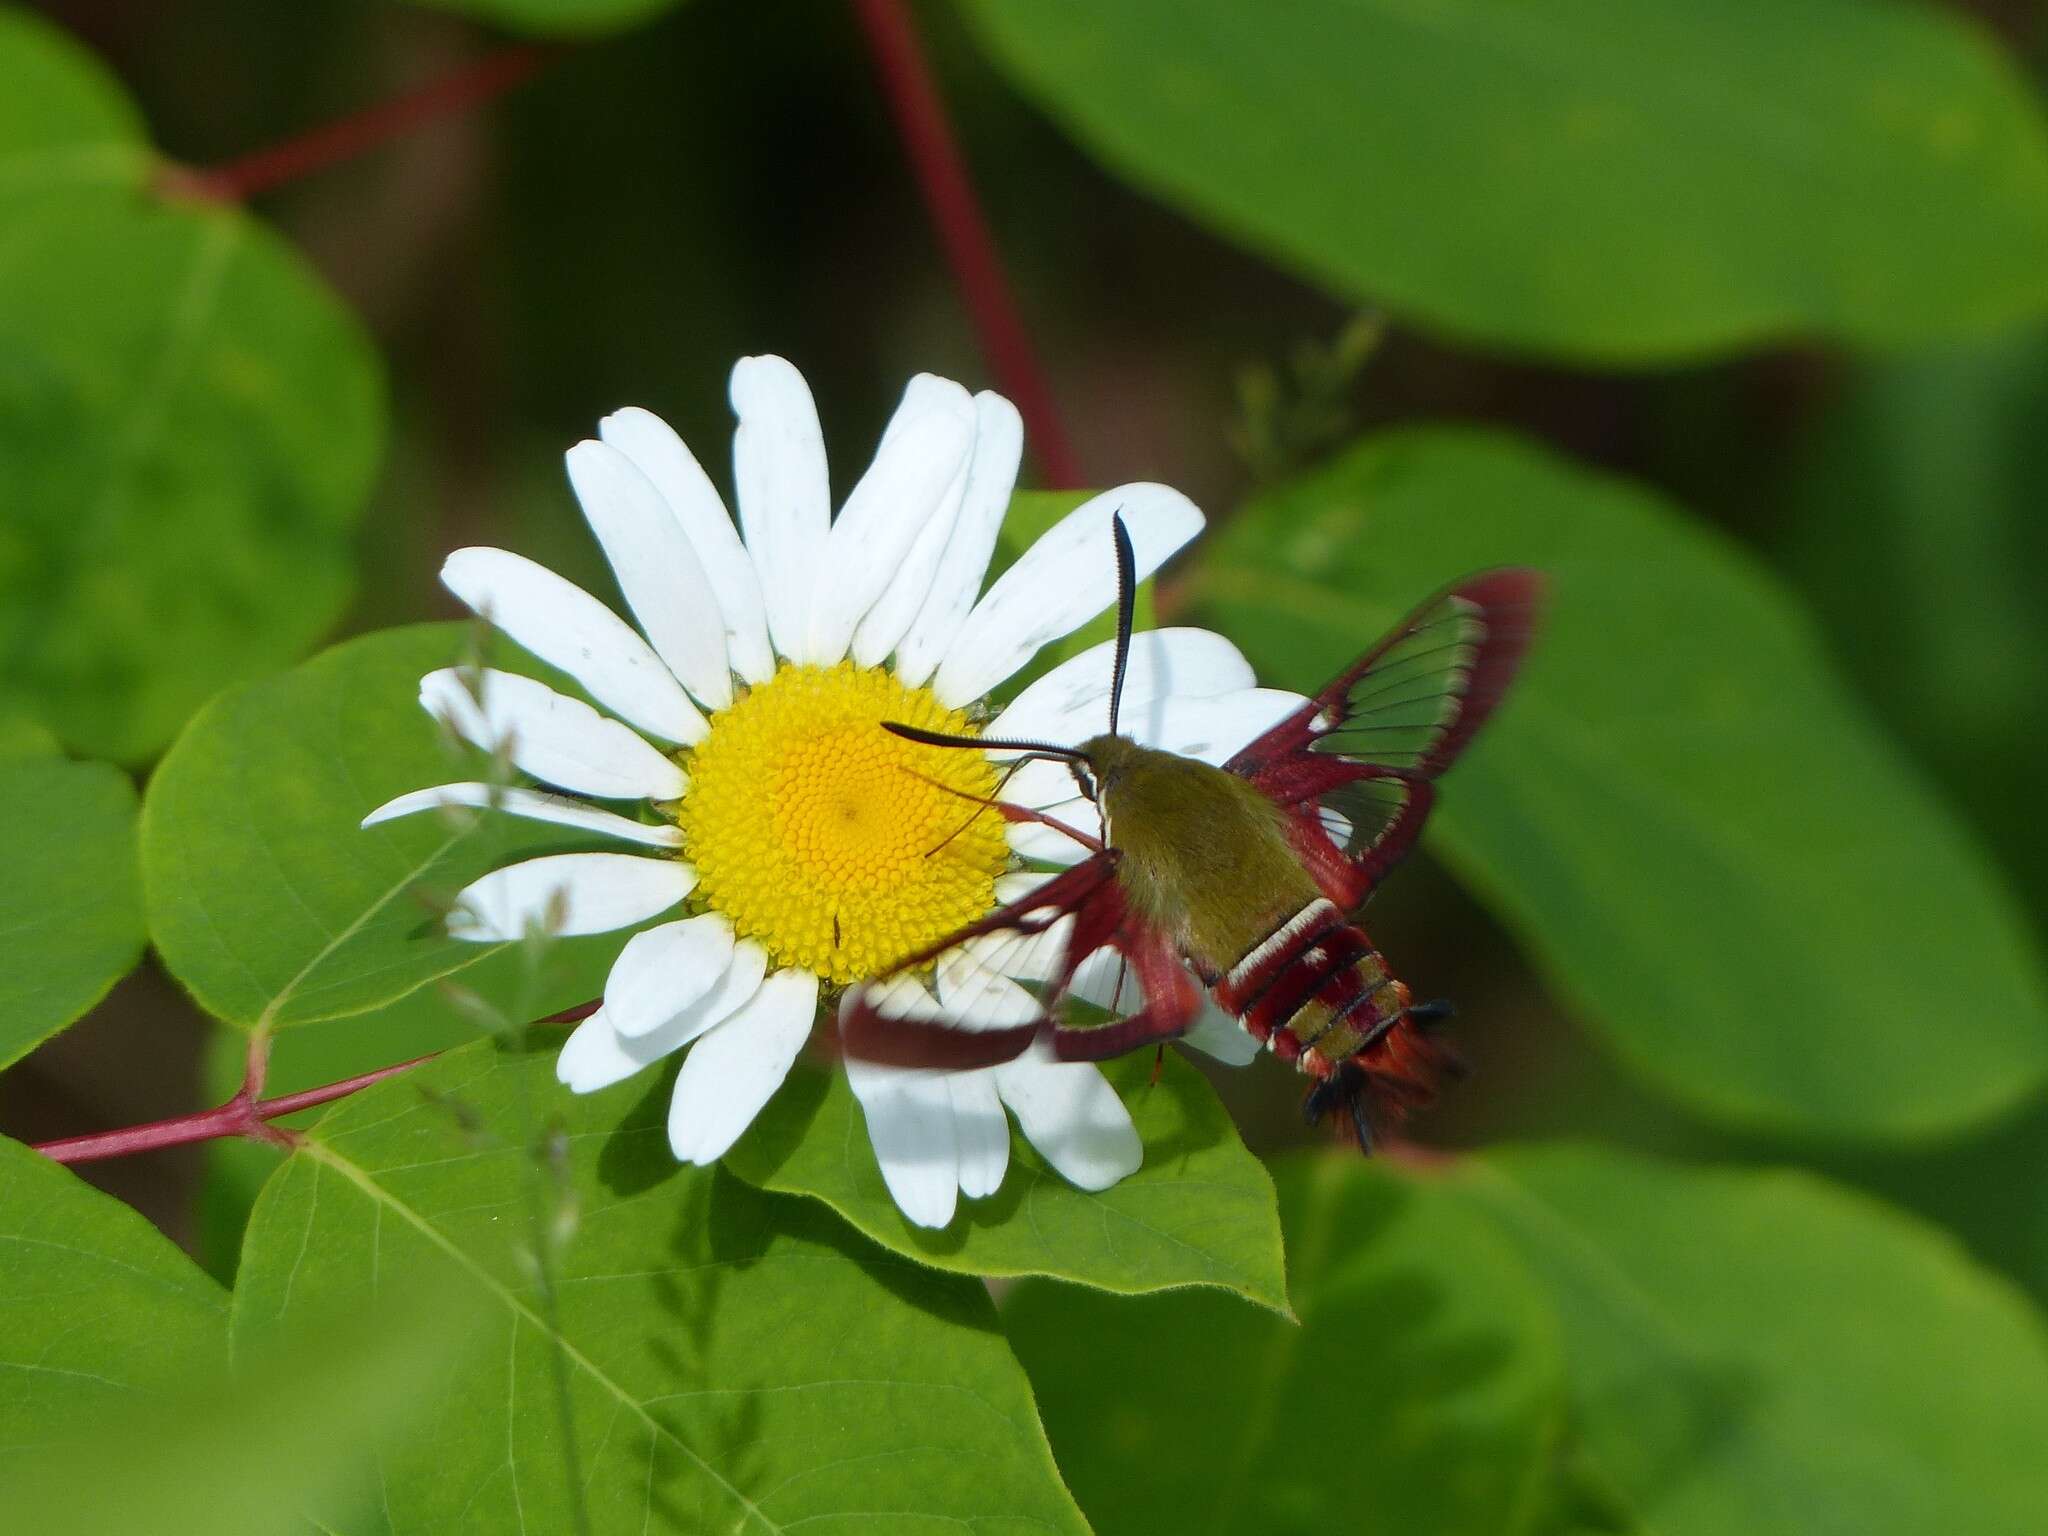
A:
1076 733 1320 972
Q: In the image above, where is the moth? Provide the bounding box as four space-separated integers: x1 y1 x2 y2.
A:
843 516 1542 1148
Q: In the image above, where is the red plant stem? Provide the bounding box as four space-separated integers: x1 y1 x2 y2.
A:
173 43 555 203
849 0 1083 489
31 1000 600 1167
32 1057 433 1165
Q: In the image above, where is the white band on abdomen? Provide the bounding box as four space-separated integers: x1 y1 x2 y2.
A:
1223 898 1339 993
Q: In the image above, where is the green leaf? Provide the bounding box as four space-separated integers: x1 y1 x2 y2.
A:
1194 427 2048 1139
0 755 144 1068
727 1051 1289 1310
401 0 681 36
0 10 382 762
0 9 146 191
7 1271 475 1536
144 624 631 1033
0 713 60 758
1004 1154 1566 1536
1449 1147 2048 1536
1781 326 2048 913
232 1037 1091 1533
961 0 2048 363
194 991 494 1284
0 1135 228 1456
1828 1100 2048 1315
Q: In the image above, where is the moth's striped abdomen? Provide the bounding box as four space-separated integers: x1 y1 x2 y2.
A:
1213 897 1457 1142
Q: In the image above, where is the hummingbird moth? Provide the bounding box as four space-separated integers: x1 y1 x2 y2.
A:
842 516 1542 1149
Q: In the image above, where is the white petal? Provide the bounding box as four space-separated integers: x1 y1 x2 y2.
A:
555 1006 664 1093
983 876 1076 987
808 376 975 665
966 886 1132 1009
420 669 686 801
845 1050 960 1229
731 355 830 662
933 483 1204 706
987 907 1133 1008
555 944 773 1094
667 967 818 1163
603 913 737 1039
565 440 732 710
599 406 775 685
1005 759 1086 813
994 871 1055 905
1180 998 1262 1067
851 378 980 670
1131 688 1310 765
1000 763 1090 827
937 943 1047 1028
440 547 704 744
1005 810 1106 866
948 1071 1010 1199
857 972 954 1024
446 853 695 942
1067 947 1139 1012
993 1040 1142 1192
989 912 1138 1011
361 782 683 849
894 392 1024 687
986 628 1256 747
1000 761 1104 863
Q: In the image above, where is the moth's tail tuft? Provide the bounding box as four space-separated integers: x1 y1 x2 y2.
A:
1300 1011 1466 1153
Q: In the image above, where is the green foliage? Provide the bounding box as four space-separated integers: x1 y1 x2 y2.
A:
403 0 680 35
0 755 144 1068
961 0 2048 362
1820 1101 2048 1314
1449 1147 2048 1536
1781 326 2048 910
232 1039 1091 1533
143 624 628 1032
0 6 382 763
1005 1154 1566 1536
8 1280 476 1536
1195 427 2048 1140
0 714 61 758
194 992 495 1283
728 1052 1289 1309
0 1136 228 1455
1013 1148 2048 1535
0 9 144 183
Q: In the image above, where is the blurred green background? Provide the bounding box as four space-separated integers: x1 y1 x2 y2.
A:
3 2 2047 1530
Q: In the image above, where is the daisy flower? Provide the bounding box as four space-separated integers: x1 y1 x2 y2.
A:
364 355 1281 1227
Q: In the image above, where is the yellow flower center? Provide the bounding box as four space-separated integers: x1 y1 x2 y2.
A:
679 661 1009 986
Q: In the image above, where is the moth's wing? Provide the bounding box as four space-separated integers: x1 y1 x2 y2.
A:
1043 920 1204 1062
929 871 1206 1063
838 855 1203 1070
1225 568 1544 907
838 854 1120 1069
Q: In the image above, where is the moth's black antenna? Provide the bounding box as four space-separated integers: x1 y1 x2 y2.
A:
1107 511 1137 737
882 721 1088 762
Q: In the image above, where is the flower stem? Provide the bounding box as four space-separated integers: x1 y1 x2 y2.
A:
848 0 1083 489
163 43 556 203
31 1001 599 1167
